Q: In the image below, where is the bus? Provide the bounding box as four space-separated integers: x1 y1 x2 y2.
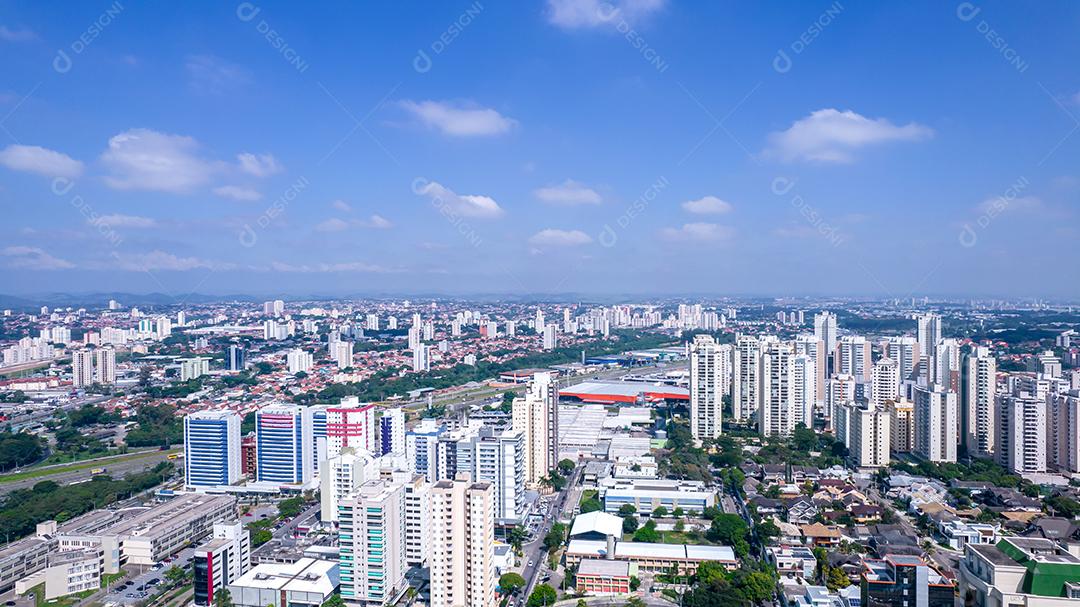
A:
90 467 106 474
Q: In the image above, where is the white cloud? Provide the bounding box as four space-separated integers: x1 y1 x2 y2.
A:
660 223 734 242
0 144 83 178
681 195 733 215
976 195 1041 215
101 129 215 192
316 215 393 232
213 185 262 201
111 250 233 272
237 153 281 177
533 179 602 205
416 180 504 219
529 229 593 247
399 100 516 137
270 261 394 273
90 214 157 228
546 0 664 29
315 218 349 232
331 199 352 212
765 109 933 163
0 26 35 42
186 55 251 94
1 246 74 270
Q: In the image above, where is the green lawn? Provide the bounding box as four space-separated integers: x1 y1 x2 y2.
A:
101 570 127 588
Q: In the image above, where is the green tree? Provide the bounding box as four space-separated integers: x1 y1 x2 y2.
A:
672 507 685 518
623 515 639 534
652 506 669 518
544 522 567 551
707 514 749 557
791 423 818 452
695 561 728 586
630 576 641 591
278 496 304 519
499 573 527 595
632 519 660 543
579 497 603 514
527 584 557 607
507 526 528 551
576 600 587 607
825 566 850 591
165 565 186 587
618 504 637 516
320 596 344 607
213 588 234 607
558 458 576 474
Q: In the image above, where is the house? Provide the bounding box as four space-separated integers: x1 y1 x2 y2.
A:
762 465 787 483
791 466 822 484
800 523 841 548
749 496 785 516
767 545 817 579
938 520 999 551
986 488 1042 512
786 498 819 525
1023 517 1075 541
850 504 883 523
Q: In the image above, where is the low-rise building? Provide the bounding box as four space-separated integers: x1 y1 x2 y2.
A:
228 558 339 607
576 559 638 596
14 548 101 601
861 555 955 607
768 545 817 579
565 538 736 575
959 537 1080 607
598 478 715 515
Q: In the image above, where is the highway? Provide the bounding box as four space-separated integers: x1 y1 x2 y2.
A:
0 449 178 495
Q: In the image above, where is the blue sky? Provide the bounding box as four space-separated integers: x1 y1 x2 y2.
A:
1 0 1078 298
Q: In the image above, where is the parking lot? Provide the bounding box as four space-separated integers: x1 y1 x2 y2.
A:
102 547 195 605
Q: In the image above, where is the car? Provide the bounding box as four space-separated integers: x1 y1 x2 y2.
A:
148 578 160 585
527 560 534 567
7 600 17 606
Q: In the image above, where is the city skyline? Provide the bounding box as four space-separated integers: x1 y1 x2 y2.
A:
2 1 1080 297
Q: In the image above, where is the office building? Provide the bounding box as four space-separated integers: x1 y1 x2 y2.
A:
688 335 728 440
963 347 997 458
227 345 246 372
193 522 251 607
861 555 954 607
340 480 408 607
255 404 315 484
914 384 958 463
429 474 495 607
184 411 242 489
512 372 559 488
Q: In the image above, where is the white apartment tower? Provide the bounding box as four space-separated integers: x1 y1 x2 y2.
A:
999 393 1047 475
71 349 95 388
689 335 729 440
871 358 900 407
813 311 838 356
837 336 872 383
916 313 943 369
732 335 762 421
962 346 997 458
340 479 408 607
512 372 559 488
758 341 797 437
94 347 116 384
792 354 816 429
320 450 373 523
849 404 891 468
286 348 314 374
888 399 915 454
794 335 827 409
914 384 958 463
428 473 495 607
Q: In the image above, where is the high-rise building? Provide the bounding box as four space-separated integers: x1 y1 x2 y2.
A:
320 450 373 523
406 419 446 481
330 340 354 369
286 349 314 374
689 335 729 440
861 555 954 607
192 522 251 607
733 335 762 421
1049 392 1080 473
326 402 377 458
255 404 315 484
72 348 94 388
227 345 246 372
916 313 943 369
400 472 430 567
469 427 526 523
962 346 997 458
379 408 406 456
792 354 816 429
94 346 117 385
837 336 872 383
933 338 962 393
429 473 495 607
180 357 211 381
412 344 430 372
885 336 921 392
888 399 915 454
542 323 558 350
184 410 242 489
512 372 559 488
998 393 1047 474
340 479 408 607
794 335 826 409
914 384 958 463
842 403 891 468
813 311 837 356
758 341 797 437
871 358 900 407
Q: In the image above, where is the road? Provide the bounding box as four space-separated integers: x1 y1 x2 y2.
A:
519 463 584 604
0 449 177 495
